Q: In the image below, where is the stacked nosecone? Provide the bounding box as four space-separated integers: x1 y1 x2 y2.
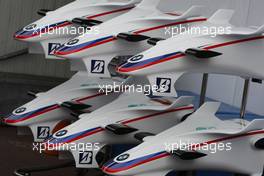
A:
6 0 264 176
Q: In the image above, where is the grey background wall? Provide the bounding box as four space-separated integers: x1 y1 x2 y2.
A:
0 0 263 114
0 0 73 78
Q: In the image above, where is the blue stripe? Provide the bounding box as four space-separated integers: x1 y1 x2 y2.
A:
57 36 114 53
15 21 68 37
47 127 101 144
121 52 181 69
6 104 57 121
104 151 166 170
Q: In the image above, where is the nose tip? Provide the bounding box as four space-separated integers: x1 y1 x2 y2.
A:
2 114 16 124
53 49 63 57
1 116 9 125
101 164 113 174
116 63 131 74
116 65 124 73
101 159 121 175
13 30 24 40
53 45 71 57
13 29 34 41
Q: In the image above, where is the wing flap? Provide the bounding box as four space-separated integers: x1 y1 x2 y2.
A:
117 33 150 42
37 9 52 16
170 149 207 160
185 48 222 58
147 38 165 46
255 138 264 149
105 124 138 135
61 101 92 111
27 90 41 97
72 18 102 27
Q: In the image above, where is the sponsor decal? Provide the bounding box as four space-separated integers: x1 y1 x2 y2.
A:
196 127 217 131
79 151 93 164
91 60 105 74
128 54 144 63
55 130 68 137
24 24 37 31
156 78 172 93
66 39 79 46
48 43 63 55
116 154 130 161
15 107 27 114
128 104 147 108
37 126 50 139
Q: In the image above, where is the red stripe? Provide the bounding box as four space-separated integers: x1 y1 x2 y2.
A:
165 12 181 16
118 53 185 73
151 99 172 105
67 128 105 143
56 18 207 55
104 129 264 173
75 92 106 103
16 7 133 40
192 129 264 149
122 106 194 124
88 6 134 19
55 37 117 56
6 92 106 124
102 152 170 173
5 105 60 124
46 127 105 148
134 18 207 34
118 35 264 73
15 22 72 39
59 106 194 143
204 35 264 50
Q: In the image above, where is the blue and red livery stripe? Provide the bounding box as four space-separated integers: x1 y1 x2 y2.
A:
47 127 104 145
118 35 264 73
45 106 194 145
103 151 169 173
118 52 183 72
54 36 116 55
87 6 134 19
14 7 134 39
15 21 71 39
102 129 264 173
4 104 60 124
54 18 207 56
4 92 106 124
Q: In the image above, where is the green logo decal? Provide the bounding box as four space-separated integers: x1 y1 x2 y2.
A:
196 127 216 131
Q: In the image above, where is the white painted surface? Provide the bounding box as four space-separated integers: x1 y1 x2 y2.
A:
162 0 264 115
0 0 263 114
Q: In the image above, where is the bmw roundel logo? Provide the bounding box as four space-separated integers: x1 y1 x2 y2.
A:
128 54 144 63
66 39 79 46
15 107 27 114
55 130 68 137
116 153 130 161
24 24 37 31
